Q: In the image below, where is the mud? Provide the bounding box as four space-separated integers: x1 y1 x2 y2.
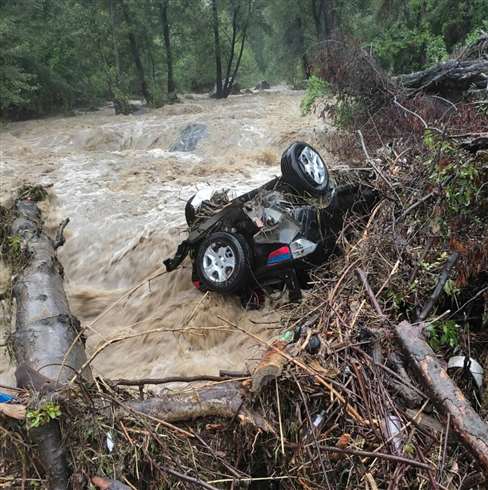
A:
0 88 327 388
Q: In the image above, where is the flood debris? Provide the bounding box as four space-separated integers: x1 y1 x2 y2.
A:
251 339 288 392
1 37 487 489
396 321 488 472
448 355 484 390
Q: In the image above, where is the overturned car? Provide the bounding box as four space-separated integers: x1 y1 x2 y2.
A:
164 142 376 306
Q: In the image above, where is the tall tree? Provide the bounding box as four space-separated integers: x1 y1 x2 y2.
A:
311 0 337 41
159 0 177 100
212 0 253 99
108 0 121 82
120 0 151 102
211 0 224 98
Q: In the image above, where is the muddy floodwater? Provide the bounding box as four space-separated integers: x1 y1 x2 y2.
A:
0 88 326 388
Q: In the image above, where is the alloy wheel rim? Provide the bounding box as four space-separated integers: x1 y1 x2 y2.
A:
298 146 326 185
203 243 236 283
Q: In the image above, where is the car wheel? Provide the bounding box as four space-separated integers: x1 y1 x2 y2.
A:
185 194 196 226
196 232 251 294
281 142 330 196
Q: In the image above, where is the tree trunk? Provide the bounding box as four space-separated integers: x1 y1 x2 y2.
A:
159 0 176 100
12 199 91 490
223 3 239 96
108 0 121 82
395 321 488 472
223 0 252 97
120 0 151 103
211 0 224 98
312 0 336 41
126 381 244 422
397 60 488 99
125 381 274 432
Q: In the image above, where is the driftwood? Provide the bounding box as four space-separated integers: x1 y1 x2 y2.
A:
397 60 488 98
125 381 273 432
396 321 488 472
12 199 91 490
126 381 244 422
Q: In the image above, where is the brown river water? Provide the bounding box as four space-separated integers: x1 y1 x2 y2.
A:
0 88 327 389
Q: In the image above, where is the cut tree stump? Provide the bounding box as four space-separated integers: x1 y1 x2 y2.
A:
12 198 91 490
251 339 288 392
396 321 488 472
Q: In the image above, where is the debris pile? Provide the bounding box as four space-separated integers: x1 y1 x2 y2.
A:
1 36 487 489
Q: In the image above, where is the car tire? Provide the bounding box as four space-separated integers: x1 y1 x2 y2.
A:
196 232 251 294
185 194 196 226
281 142 330 196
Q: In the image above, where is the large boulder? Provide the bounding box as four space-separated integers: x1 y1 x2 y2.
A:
169 123 208 152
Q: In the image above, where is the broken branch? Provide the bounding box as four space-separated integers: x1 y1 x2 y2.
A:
396 321 488 472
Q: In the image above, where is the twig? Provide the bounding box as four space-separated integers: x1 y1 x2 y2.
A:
141 420 219 490
207 476 294 484
293 373 331 490
357 130 402 204
438 413 450 481
111 375 236 386
418 252 459 321
356 268 385 317
70 325 228 383
395 190 437 223
218 315 367 424
162 465 220 490
320 446 433 470
60 267 170 384
219 370 250 378
393 96 428 129
275 379 285 456
190 430 246 479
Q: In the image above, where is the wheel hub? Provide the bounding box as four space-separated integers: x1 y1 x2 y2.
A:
203 244 236 283
299 146 326 185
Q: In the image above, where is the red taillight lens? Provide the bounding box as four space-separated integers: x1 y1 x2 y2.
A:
267 246 292 266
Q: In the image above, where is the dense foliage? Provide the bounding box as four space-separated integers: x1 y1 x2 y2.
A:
0 0 487 118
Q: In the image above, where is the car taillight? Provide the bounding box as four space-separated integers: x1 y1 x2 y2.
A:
267 246 292 266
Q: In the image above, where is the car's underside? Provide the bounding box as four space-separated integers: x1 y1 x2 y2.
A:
164 142 377 306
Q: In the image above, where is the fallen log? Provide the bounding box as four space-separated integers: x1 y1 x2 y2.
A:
457 133 488 154
124 381 273 432
396 321 488 472
11 198 91 490
126 381 243 422
397 60 488 98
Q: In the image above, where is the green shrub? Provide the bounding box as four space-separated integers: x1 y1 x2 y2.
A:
301 76 330 115
426 320 460 351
